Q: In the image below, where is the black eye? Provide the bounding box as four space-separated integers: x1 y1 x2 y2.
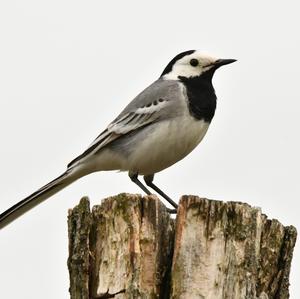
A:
190 59 199 67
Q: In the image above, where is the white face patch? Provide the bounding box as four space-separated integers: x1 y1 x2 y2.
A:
163 51 218 80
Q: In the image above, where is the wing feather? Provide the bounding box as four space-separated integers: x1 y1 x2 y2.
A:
67 102 166 168
67 79 184 168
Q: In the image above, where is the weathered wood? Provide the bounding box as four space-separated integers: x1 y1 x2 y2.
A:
68 193 174 299
171 196 297 299
68 197 92 299
68 194 297 299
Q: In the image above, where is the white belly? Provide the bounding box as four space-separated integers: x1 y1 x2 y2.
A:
125 115 210 175
81 114 210 176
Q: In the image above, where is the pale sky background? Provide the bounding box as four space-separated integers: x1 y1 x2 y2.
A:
0 1 299 298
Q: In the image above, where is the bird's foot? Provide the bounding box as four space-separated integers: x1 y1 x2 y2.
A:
167 208 177 214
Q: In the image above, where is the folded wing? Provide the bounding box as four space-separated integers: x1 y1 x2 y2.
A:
67 79 183 168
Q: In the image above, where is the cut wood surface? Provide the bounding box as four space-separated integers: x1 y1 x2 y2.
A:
68 194 297 299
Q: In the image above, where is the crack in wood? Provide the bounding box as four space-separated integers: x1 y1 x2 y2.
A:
94 288 126 298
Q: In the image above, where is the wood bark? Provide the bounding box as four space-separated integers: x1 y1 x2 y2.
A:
68 194 297 299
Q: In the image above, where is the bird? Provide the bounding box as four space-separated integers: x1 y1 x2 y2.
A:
0 50 236 229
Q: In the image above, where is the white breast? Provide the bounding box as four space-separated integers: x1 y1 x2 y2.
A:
125 114 210 175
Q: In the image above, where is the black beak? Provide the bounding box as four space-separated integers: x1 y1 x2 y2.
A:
214 59 237 68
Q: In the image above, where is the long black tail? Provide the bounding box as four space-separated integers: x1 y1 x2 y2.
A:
0 169 80 229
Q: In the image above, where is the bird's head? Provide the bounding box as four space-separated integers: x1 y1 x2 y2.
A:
161 50 236 81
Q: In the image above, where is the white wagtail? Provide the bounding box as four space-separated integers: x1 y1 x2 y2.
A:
0 50 236 228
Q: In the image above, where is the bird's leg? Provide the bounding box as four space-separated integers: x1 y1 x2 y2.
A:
129 172 152 195
144 174 178 211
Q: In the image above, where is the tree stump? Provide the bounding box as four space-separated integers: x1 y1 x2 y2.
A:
68 194 297 299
